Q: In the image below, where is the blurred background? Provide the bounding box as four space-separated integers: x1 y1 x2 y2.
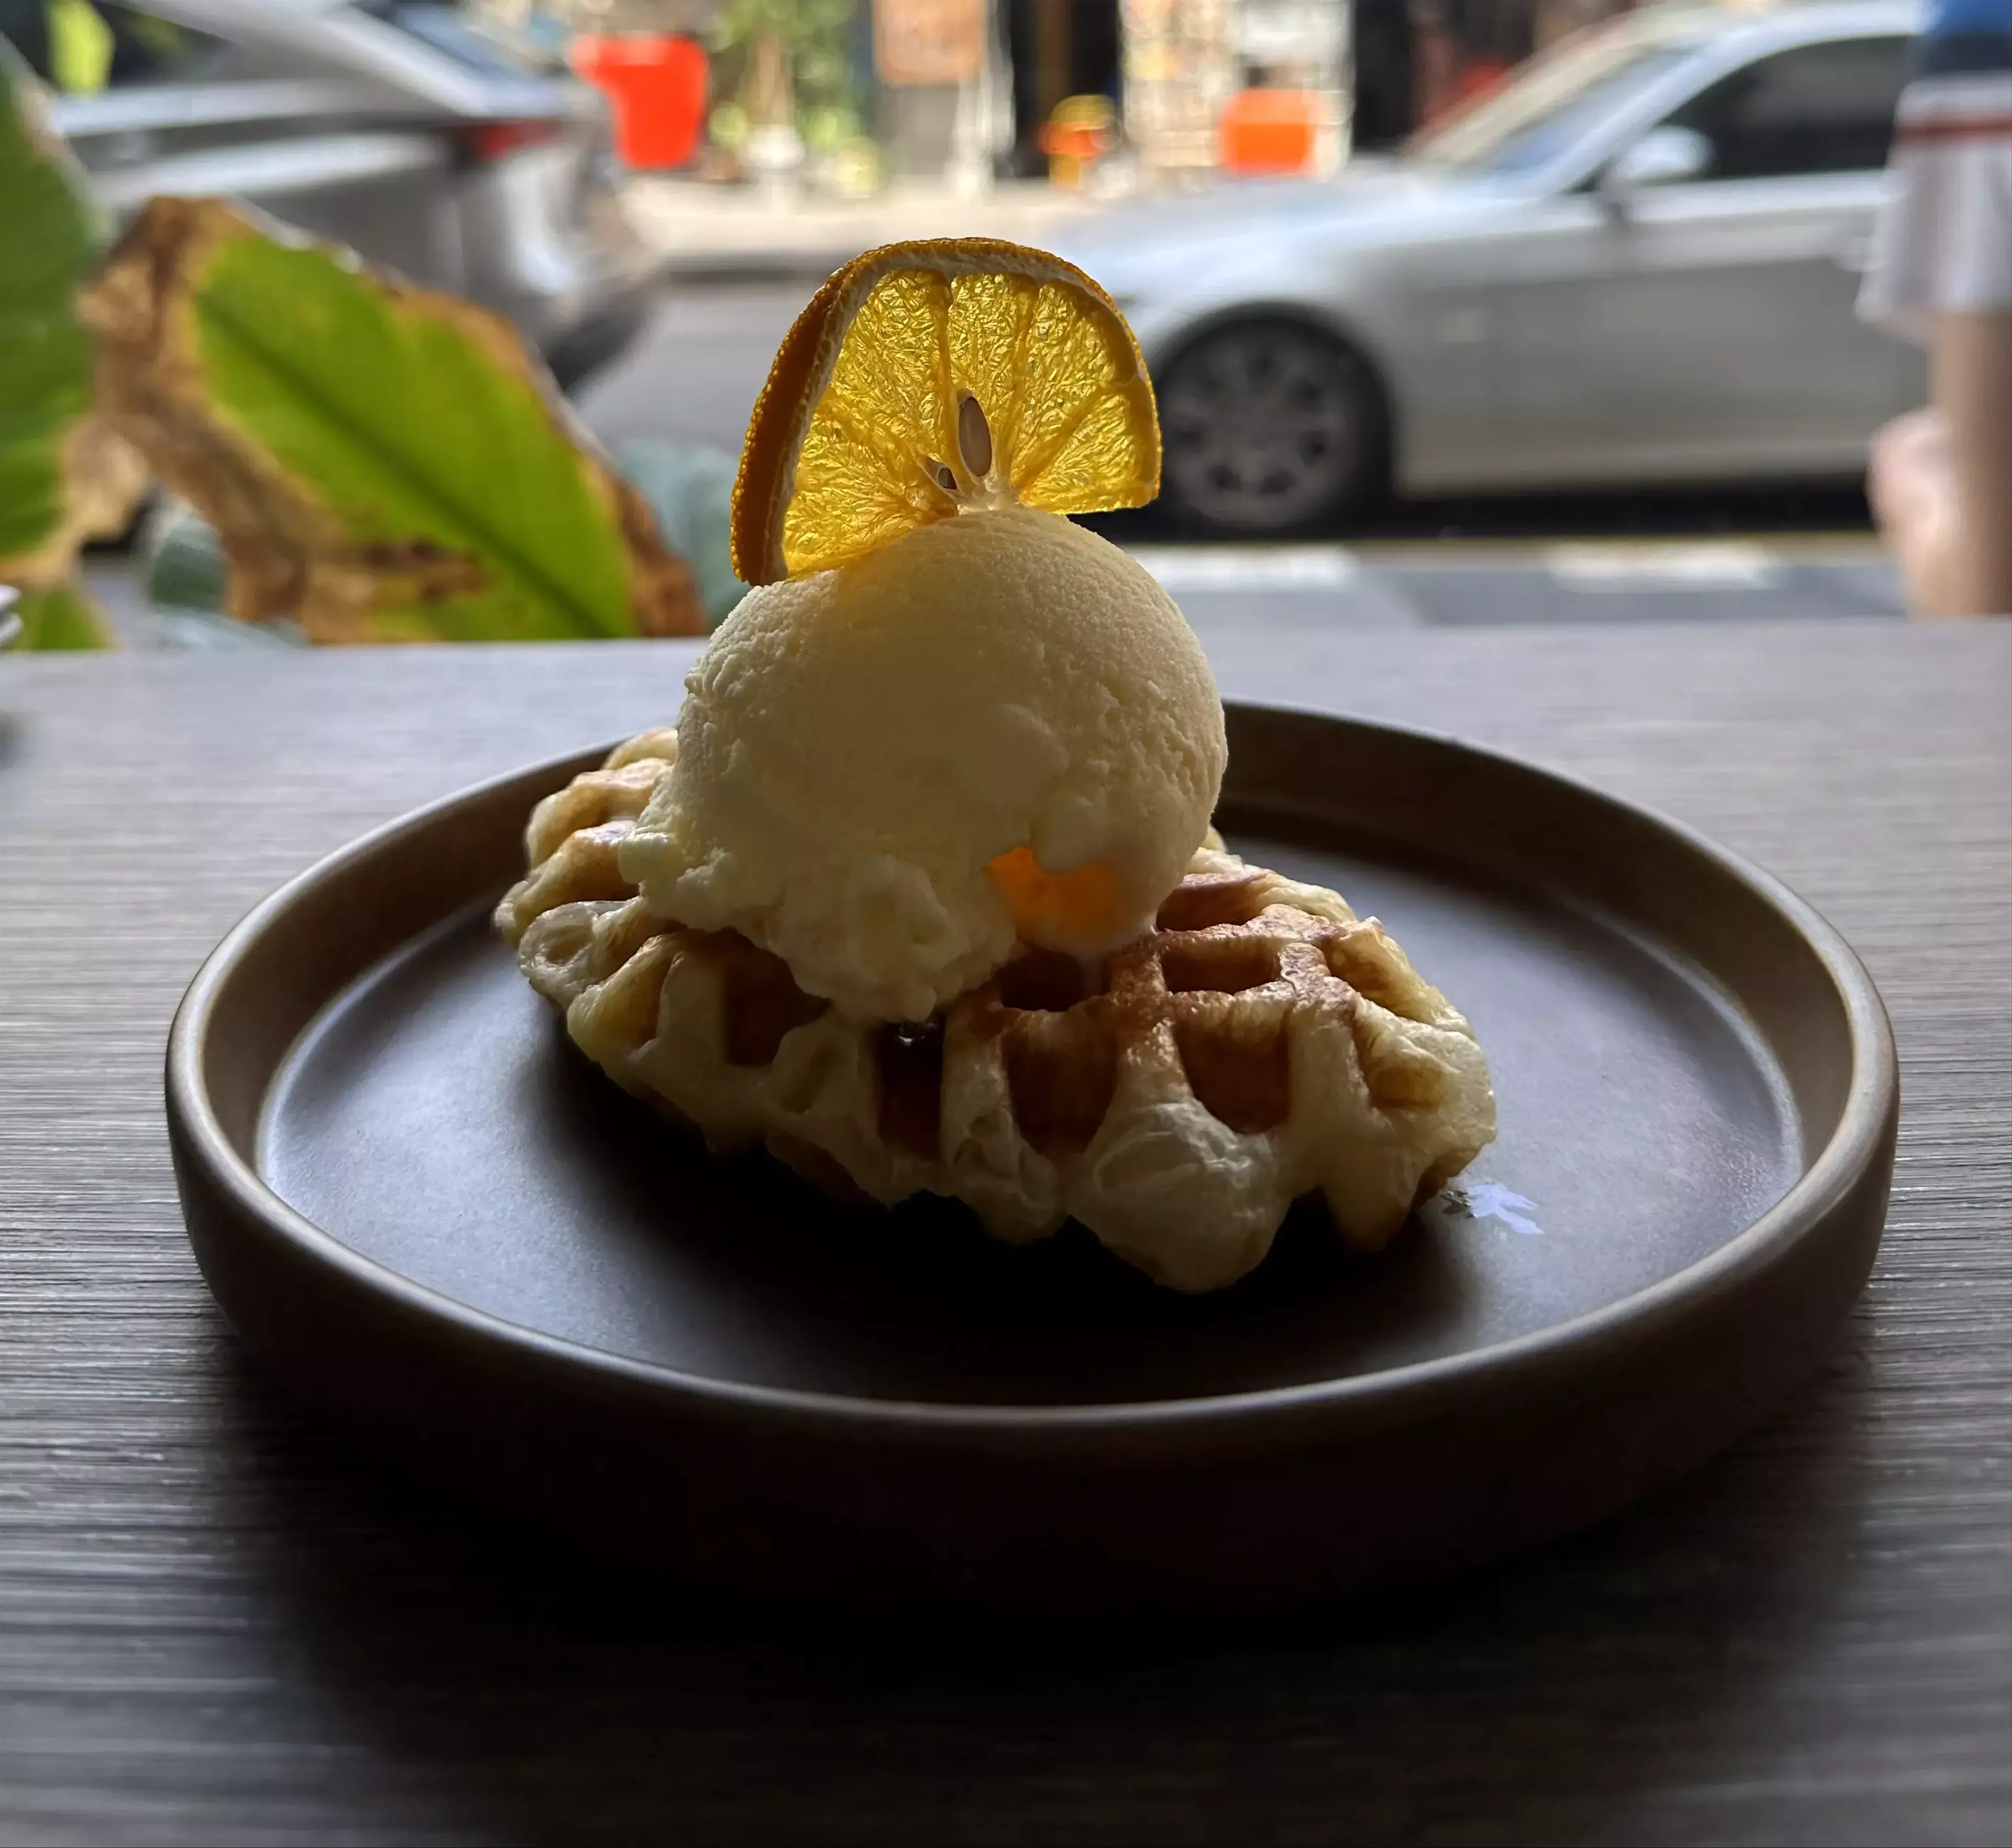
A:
3 0 1924 638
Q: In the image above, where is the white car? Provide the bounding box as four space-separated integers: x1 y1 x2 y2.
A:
4 0 658 386
1065 2 1926 535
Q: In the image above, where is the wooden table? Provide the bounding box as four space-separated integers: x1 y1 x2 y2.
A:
3 623 2008 1847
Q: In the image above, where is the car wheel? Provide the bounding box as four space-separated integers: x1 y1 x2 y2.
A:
1155 322 1384 537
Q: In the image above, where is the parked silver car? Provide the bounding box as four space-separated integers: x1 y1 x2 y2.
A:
1067 1 1925 535
3 0 656 387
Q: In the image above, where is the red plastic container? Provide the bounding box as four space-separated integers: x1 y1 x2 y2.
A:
571 34 708 171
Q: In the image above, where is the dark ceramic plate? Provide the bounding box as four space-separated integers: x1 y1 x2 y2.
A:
167 705 1896 1606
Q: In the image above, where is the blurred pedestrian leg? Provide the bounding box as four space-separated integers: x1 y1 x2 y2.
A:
1929 311 2012 616
1860 0 2012 616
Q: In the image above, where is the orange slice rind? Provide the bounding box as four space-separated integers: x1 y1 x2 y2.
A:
730 238 1160 586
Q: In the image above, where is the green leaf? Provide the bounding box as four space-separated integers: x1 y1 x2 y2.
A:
8 579 116 649
0 39 146 585
81 198 703 642
148 446 748 634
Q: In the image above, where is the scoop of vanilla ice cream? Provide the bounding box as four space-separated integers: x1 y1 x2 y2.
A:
619 506 1226 1023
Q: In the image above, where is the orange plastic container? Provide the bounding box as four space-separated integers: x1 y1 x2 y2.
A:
571 34 708 170
1217 88 1322 176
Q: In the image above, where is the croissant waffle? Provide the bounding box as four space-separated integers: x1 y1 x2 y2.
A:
497 733 1496 1292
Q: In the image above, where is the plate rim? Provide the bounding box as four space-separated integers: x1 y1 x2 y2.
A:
167 701 1898 1440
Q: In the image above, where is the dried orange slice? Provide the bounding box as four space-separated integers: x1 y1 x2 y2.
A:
730 238 1160 586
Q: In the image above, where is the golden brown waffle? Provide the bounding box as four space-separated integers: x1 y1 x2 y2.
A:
497 733 1495 1292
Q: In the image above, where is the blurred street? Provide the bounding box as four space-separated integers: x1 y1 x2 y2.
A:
575 279 1902 631
15 0 1931 641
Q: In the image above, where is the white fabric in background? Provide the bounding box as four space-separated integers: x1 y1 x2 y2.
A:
1861 73 2012 341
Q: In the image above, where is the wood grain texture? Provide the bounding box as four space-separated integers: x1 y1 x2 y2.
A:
2 623 2008 1848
